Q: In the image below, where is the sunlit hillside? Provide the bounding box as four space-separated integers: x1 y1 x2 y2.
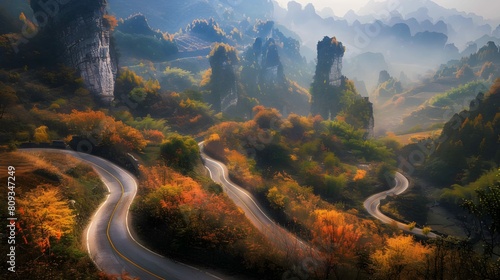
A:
1 0 499 279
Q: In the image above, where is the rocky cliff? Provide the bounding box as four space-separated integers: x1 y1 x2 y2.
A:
209 43 238 112
310 36 347 119
31 0 117 103
310 36 375 134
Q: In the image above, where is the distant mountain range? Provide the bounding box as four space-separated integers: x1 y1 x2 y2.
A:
3 0 498 128
271 0 500 89
107 0 274 33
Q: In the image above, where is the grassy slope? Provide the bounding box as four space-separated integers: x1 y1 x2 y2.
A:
0 151 107 279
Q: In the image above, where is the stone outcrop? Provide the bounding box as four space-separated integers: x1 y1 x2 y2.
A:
209 43 238 112
310 36 375 135
248 38 285 84
31 0 117 103
365 97 375 137
310 36 347 119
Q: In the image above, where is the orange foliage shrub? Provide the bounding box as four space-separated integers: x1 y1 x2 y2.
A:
18 185 75 252
281 113 315 141
138 165 253 247
252 105 282 129
226 149 263 191
142 129 164 144
312 209 363 259
311 209 384 278
371 235 433 279
268 174 324 224
203 133 226 161
205 121 243 153
61 110 147 151
353 169 367 181
103 14 118 31
200 68 212 88
115 68 144 95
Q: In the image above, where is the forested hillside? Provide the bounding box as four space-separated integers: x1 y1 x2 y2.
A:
424 79 500 185
1 0 500 279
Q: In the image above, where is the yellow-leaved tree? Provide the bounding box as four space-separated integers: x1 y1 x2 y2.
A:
311 209 364 279
33 125 50 143
371 235 433 280
18 185 75 252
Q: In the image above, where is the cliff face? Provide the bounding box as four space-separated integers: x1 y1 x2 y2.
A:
209 44 238 112
31 0 117 103
310 36 347 119
311 36 375 135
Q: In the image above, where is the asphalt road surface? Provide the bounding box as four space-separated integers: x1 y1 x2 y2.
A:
21 149 225 280
199 143 314 257
363 172 437 238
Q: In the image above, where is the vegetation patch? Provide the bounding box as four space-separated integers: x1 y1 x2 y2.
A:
0 151 107 279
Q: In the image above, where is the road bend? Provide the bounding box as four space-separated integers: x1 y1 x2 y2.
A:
21 149 225 280
363 172 437 238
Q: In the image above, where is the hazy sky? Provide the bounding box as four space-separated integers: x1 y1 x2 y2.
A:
274 0 500 21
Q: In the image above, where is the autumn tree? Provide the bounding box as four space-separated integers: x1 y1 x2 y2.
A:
224 149 264 191
462 168 500 258
136 165 252 250
343 96 374 132
281 113 314 141
115 68 160 111
103 14 118 31
353 169 367 181
370 235 433 280
187 18 226 41
62 110 147 151
311 209 364 279
18 185 75 253
203 133 226 160
422 226 432 236
34 125 50 143
160 134 199 173
407 222 416 231
252 105 282 129
265 175 322 227
142 129 164 145
423 237 479 280
267 186 286 209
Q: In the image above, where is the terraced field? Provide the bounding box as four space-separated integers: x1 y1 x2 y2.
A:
175 34 213 53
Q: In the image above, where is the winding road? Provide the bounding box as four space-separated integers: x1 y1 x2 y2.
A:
363 172 437 238
200 144 437 240
199 143 312 257
22 149 225 280
20 147 434 279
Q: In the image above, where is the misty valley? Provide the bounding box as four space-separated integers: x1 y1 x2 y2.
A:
0 0 499 279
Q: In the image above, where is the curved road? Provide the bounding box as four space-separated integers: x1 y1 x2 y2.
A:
21 148 430 279
363 172 437 238
200 144 436 240
199 143 314 258
22 149 224 280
